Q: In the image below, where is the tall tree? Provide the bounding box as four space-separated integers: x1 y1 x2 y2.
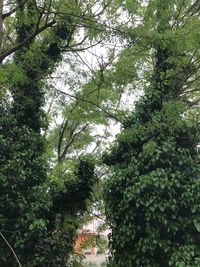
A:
104 0 200 266
0 0 109 266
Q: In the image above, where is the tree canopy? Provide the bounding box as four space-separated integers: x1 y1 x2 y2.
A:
2 0 200 266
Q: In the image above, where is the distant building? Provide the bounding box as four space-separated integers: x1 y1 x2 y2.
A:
74 217 109 265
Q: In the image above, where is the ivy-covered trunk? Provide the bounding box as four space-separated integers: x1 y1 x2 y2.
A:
0 3 50 266
0 1 95 266
104 1 200 266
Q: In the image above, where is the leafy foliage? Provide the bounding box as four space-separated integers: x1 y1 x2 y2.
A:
0 0 105 266
0 99 96 267
104 1 200 266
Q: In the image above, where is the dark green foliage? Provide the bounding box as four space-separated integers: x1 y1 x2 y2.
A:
36 229 76 267
40 160 95 267
0 101 51 266
0 101 95 266
52 160 95 215
104 99 200 266
103 1 200 266
0 1 97 266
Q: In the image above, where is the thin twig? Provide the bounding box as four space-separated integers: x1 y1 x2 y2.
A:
55 88 122 123
0 231 22 267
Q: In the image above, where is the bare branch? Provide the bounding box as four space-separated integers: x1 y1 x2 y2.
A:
55 88 122 123
0 19 56 63
58 123 89 162
0 231 22 267
57 119 69 162
2 0 26 19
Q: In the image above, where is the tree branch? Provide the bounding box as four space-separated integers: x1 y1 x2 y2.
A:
59 123 89 162
2 0 26 19
55 88 122 123
0 19 56 63
57 119 69 162
0 231 22 267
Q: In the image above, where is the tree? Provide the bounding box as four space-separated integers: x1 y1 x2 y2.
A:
104 0 200 266
0 0 109 266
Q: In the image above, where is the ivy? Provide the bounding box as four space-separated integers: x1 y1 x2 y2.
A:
104 1 200 266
